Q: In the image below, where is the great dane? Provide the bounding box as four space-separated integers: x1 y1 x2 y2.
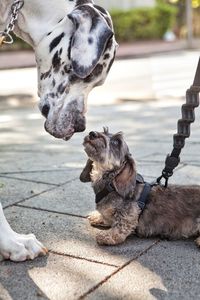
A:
0 0 117 261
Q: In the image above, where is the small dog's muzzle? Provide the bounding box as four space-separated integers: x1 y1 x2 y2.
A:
89 131 99 140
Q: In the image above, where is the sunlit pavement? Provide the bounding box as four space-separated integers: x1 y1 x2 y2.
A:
1 51 200 299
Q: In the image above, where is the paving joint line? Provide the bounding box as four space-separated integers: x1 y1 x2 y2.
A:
14 204 87 219
0 168 79 175
78 239 160 300
3 187 56 209
186 163 200 167
49 250 118 268
3 177 78 209
0 174 59 186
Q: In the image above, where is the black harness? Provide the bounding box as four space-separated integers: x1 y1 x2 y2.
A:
95 173 153 212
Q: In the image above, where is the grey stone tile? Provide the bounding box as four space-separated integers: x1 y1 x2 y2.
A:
0 253 115 300
138 143 200 166
86 240 200 300
170 165 200 185
2 169 80 186
0 150 86 173
138 153 171 163
18 179 95 217
136 162 164 179
0 177 52 208
135 162 185 183
4 206 156 266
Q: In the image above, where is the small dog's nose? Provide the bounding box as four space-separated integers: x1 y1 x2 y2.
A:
89 131 98 139
41 104 50 118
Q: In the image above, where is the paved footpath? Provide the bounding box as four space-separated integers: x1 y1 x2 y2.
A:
1 51 200 299
0 39 199 70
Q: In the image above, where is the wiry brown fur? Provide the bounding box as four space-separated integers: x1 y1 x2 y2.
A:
80 128 200 246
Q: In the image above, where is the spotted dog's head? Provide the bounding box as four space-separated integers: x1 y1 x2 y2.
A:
35 1 117 140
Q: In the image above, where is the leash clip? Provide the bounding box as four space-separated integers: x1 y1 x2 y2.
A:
0 32 13 46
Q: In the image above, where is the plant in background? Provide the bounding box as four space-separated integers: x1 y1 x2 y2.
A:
111 1 177 42
166 0 200 38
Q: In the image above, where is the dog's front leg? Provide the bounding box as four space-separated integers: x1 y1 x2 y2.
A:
0 204 48 261
96 221 136 245
88 211 111 228
96 205 140 245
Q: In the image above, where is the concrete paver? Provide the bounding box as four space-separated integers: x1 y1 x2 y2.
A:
0 253 116 300
4 206 156 267
86 240 200 300
18 179 95 217
1 51 200 299
0 177 52 208
1 169 81 186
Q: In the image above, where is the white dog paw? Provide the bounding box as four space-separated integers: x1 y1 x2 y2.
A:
0 232 48 262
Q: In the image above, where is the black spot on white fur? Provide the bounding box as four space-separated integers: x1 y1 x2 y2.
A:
57 83 66 94
52 51 61 72
40 68 52 80
49 33 65 52
88 37 93 44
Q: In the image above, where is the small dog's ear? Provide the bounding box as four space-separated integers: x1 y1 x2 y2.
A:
113 155 136 198
80 159 93 182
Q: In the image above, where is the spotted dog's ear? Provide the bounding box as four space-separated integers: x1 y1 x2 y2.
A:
113 155 137 198
68 5 113 78
80 159 93 182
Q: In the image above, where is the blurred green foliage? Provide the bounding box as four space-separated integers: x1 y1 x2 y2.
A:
111 1 177 42
164 0 200 38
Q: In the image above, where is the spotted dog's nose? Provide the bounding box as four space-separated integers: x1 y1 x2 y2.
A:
41 104 50 118
89 131 98 139
74 117 86 133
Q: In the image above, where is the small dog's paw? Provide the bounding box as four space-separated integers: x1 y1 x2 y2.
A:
96 231 123 246
195 237 200 248
88 211 107 227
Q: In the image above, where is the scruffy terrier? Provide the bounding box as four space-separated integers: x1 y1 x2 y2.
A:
80 127 200 246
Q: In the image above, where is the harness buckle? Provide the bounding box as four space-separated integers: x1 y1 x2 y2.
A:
105 182 115 192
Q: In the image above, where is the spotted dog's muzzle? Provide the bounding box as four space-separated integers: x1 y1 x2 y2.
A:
36 1 117 140
43 98 86 140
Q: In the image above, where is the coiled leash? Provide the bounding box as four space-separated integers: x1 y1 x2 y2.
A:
156 57 200 188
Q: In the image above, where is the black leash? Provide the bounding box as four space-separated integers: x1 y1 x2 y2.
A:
157 57 200 188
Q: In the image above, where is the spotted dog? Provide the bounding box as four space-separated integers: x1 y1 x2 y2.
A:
0 0 117 261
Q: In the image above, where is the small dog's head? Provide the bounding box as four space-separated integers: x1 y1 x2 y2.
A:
83 127 129 165
80 128 137 198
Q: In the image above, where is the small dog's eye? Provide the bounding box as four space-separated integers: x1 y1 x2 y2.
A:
111 139 119 146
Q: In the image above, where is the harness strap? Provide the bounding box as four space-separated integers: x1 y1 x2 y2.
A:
95 173 151 212
95 182 115 204
157 57 200 187
95 173 145 204
137 182 152 210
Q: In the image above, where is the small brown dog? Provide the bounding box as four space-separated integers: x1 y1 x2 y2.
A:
80 127 200 246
